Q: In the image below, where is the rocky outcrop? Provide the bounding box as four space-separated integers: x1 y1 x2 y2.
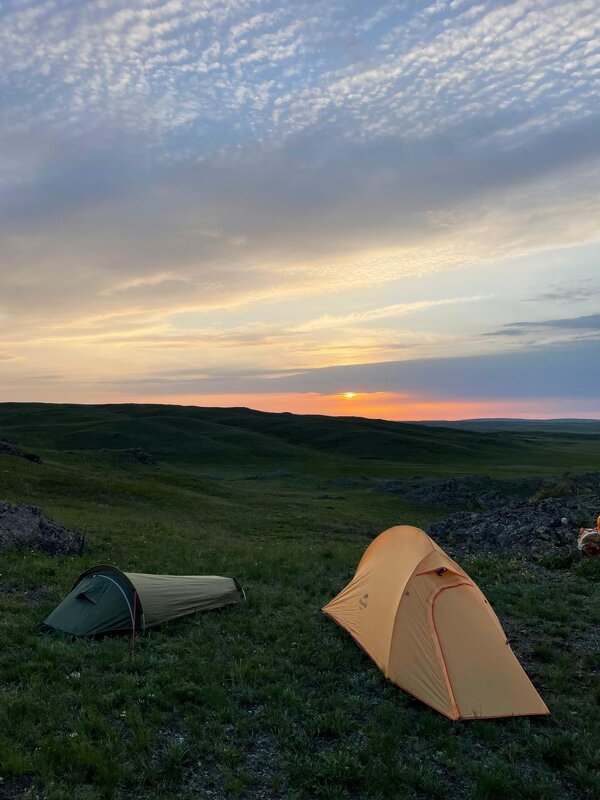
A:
0 501 84 556
428 494 599 559
124 447 156 465
0 439 42 464
375 472 600 560
376 473 600 509
244 470 296 480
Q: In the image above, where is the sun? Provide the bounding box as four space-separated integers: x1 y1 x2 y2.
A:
341 391 358 399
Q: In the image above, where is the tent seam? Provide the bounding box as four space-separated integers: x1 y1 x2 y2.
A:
94 574 136 628
385 548 436 672
429 582 472 720
74 565 144 627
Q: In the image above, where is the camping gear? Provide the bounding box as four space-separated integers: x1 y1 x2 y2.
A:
323 525 549 720
578 515 600 556
44 564 245 637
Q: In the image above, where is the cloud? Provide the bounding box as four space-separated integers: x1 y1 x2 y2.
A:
0 351 20 363
520 313 600 330
491 313 600 336
1 130 598 332
290 296 487 332
1 3 599 333
0 1 599 408
529 279 599 304
94 338 600 402
2 0 598 165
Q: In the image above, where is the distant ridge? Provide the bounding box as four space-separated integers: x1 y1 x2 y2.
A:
417 418 600 434
0 402 599 472
0 402 504 464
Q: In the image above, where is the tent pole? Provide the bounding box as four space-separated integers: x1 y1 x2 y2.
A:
131 591 137 660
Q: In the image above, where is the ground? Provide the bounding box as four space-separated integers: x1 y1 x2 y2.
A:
0 404 599 799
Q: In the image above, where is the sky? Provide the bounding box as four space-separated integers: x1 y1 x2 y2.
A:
1 0 599 420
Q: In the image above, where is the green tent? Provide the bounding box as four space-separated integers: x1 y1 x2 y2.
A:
43 564 245 637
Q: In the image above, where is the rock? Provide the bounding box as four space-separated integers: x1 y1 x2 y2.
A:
373 475 546 509
0 440 18 456
374 472 600 511
244 471 295 480
428 493 599 560
22 451 43 463
329 476 372 488
0 439 42 464
124 447 156 465
0 501 84 556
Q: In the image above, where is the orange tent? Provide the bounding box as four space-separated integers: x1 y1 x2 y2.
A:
323 525 549 720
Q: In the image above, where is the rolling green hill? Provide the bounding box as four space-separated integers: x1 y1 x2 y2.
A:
0 402 598 476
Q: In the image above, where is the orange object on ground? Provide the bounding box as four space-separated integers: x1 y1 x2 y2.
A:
578 515 600 556
322 525 549 720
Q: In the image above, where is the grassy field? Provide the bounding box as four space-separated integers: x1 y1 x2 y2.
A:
0 404 599 799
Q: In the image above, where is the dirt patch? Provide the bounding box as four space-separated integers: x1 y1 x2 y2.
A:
24 586 48 604
0 775 35 799
185 723 285 800
0 585 47 605
570 624 600 656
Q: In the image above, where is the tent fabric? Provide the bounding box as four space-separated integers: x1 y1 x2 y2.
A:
322 525 549 720
44 564 244 637
122 572 244 627
44 572 136 637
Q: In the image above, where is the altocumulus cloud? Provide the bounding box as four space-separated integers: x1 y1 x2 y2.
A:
0 0 599 410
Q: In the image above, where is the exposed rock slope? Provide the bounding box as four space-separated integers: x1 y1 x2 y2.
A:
0 501 84 556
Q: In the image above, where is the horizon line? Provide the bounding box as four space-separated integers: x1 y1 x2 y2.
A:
1 399 599 425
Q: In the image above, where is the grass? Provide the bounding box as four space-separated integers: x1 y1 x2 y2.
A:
0 403 599 798
1 402 600 476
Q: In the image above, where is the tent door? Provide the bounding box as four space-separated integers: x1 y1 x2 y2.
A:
72 574 134 635
94 574 135 626
432 583 528 719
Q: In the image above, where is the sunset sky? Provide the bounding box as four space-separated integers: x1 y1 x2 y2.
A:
1 0 599 419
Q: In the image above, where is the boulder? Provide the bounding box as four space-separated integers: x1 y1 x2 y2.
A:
0 501 84 556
